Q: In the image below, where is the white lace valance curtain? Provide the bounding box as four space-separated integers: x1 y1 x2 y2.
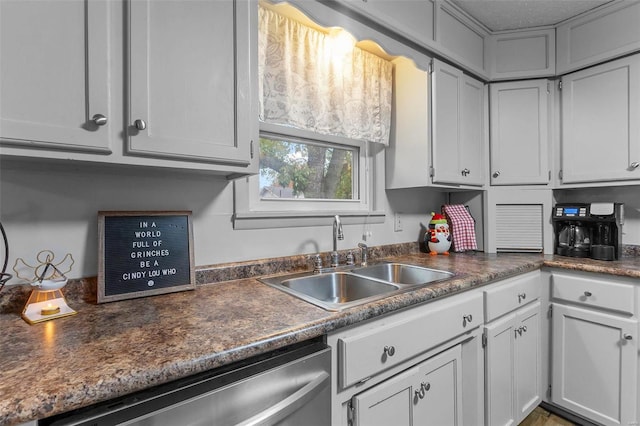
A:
258 6 393 145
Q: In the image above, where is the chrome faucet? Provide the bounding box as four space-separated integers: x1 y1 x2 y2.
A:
358 242 368 266
331 215 344 267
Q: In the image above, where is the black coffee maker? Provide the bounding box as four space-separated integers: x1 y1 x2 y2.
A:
552 203 624 261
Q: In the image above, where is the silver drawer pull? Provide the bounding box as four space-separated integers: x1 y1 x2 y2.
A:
383 345 396 357
414 382 431 400
463 314 473 327
584 291 592 297
624 334 633 341
631 161 639 169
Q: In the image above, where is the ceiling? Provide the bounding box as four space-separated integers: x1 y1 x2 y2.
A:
450 0 613 31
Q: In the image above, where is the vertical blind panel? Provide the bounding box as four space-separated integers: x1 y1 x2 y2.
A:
495 204 543 252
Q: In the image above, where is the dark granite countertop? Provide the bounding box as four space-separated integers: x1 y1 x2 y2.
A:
2 250 640 425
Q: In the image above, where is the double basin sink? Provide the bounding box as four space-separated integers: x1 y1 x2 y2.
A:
259 262 453 311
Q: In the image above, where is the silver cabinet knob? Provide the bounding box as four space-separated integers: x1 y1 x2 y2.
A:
624 334 633 341
492 171 500 178
584 291 592 297
134 119 147 130
461 168 470 176
383 345 396 357
92 114 108 126
631 162 640 169
518 292 526 303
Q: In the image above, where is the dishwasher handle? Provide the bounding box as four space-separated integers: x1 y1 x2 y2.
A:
236 371 330 426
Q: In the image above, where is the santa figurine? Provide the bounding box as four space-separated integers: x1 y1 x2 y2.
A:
426 212 451 255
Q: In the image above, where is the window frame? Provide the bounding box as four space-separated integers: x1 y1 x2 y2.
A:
234 123 385 229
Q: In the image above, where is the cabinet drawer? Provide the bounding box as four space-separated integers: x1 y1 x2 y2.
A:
338 292 483 389
484 270 541 322
551 271 635 315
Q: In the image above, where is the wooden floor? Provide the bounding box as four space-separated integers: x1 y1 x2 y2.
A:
520 406 577 426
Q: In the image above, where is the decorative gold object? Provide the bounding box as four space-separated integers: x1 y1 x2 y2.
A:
13 250 77 325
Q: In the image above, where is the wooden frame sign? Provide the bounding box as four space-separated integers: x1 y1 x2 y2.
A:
98 211 195 303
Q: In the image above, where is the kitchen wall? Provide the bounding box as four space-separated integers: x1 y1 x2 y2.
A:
0 157 447 281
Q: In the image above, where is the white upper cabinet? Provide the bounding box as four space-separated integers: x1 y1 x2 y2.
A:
337 0 490 78
560 54 640 184
127 0 255 168
460 74 486 186
1 0 257 177
487 29 555 80
557 1 640 74
434 1 489 78
0 0 112 154
432 60 486 187
490 80 550 185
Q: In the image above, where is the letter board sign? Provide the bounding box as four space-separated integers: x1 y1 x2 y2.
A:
98 211 195 303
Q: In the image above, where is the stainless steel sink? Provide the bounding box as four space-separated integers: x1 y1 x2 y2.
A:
259 262 454 311
351 263 453 285
279 272 399 310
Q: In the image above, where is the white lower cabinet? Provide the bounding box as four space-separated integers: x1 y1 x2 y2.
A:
352 344 462 426
328 268 640 426
483 271 542 426
327 291 484 426
485 301 541 426
549 270 638 426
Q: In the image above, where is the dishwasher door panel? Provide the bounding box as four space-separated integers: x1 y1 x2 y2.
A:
42 342 330 426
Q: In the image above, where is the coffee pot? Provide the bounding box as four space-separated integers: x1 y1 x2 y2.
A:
557 223 591 257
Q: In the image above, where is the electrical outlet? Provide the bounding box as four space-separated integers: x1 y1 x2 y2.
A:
394 212 403 232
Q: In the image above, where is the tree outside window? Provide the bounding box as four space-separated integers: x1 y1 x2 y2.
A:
259 137 355 200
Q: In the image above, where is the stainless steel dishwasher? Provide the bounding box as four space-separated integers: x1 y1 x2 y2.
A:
40 339 331 426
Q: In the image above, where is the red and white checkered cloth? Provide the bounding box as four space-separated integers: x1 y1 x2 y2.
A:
442 204 477 252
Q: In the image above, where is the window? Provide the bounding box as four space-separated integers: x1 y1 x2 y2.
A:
234 1 393 229
259 135 357 201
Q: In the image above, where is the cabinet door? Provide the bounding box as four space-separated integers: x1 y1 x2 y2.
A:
551 303 637 426
432 59 463 185
352 366 415 426
490 80 550 185
432 60 484 187
460 75 485 186
561 54 640 184
127 0 253 167
485 301 541 426
485 313 517 426
352 344 462 426
514 301 541 421
413 344 463 426
0 0 111 153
